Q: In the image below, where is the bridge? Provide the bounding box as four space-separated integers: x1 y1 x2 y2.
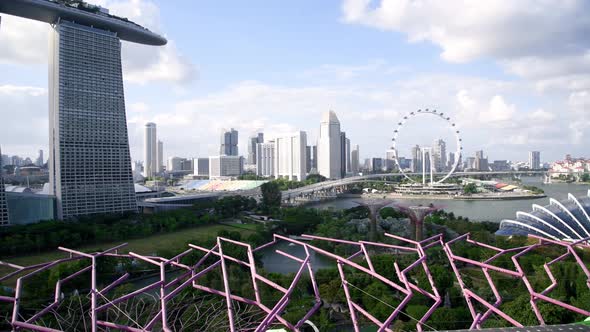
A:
282 171 547 203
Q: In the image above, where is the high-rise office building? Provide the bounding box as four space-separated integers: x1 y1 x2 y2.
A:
351 145 360 174
305 145 318 173
181 159 193 171
36 150 44 167
144 123 157 178
167 157 184 172
248 132 264 165
465 157 476 170
275 132 307 181
49 21 140 219
0 147 9 225
318 111 342 179
432 139 447 172
474 150 489 171
385 150 397 171
340 132 348 178
447 152 456 170
411 145 423 173
1 1 166 219
209 155 244 179
194 158 210 176
220 128 239 156
157 140 164 173
529 151 541 170
257 141 275 177
370 158 383 173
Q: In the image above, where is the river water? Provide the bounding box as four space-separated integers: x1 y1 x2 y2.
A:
261 178 589 274
307 177 590 222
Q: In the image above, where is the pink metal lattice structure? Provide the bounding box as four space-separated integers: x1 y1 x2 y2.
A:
1 233 589 331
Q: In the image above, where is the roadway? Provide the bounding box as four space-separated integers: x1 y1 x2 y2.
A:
282 171 547 200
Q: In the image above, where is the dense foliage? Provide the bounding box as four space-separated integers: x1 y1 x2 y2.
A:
463 183 478 194
2 195 589 331
0 196 256 256
260 181 282 211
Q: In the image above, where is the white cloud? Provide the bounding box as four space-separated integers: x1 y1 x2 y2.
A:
487 95 516 123
340 0 589 153
0 0 196 85
0 85 46 97
528 109 555 122
0 15 48 64
0 85 48 157
340 0 590 93
341 0 590 64
123 41 197 84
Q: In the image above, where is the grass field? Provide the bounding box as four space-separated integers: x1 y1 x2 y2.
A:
1 223 258 268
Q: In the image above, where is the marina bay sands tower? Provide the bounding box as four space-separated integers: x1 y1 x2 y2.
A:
0 0 167 219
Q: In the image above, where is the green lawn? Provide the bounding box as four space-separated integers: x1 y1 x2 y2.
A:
1 223 257 268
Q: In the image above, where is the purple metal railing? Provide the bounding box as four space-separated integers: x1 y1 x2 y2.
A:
1 233 589 331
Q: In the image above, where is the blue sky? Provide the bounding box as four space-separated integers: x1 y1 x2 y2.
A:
1 0 589 164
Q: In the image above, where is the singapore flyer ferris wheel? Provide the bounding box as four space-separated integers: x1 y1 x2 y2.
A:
391 109 462 185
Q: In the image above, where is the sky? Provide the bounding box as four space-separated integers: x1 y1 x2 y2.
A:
1 0 589 164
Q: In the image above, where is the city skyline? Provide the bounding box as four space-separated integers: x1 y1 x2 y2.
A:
1 1 588 162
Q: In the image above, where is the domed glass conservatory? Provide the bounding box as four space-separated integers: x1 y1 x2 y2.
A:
496 190 590 241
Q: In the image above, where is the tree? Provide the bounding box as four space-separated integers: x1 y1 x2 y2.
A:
463 183 478 194
260 181 281 211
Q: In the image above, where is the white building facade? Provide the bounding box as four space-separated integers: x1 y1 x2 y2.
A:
256 141 275 177
275 132 307 181
529 151 541 170
318 111 342 179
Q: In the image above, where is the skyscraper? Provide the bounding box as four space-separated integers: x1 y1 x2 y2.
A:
0 147 9 225
306 145 318 173
432 139 447 172
318 110 342 179
49 21 140 219
475 150 489 171
220 128 239 156
529 151 541 170
351 145 360 174
36 149 44 167
157 140 164 173
448 152 456 170
1 0 166 220
340 132 348 178
385 150 396 171
275 131 307 181
248 132 264 165
411 145 423 173
144 123 157 178
257 141 275 177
